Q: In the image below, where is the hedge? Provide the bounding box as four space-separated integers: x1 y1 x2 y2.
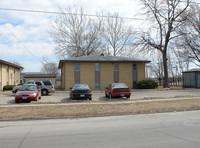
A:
136 80 158 89
3 85 16 91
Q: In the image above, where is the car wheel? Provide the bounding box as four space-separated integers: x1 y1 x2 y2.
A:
89 97 92 100
105 92 108 98
42 89 48 96
109 93 112 99
39 95 41 99
15 99 19 103
126 96 130 99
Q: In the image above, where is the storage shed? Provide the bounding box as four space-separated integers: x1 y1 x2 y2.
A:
183 68 200 88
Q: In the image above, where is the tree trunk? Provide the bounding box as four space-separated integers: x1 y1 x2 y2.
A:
162 51 169 88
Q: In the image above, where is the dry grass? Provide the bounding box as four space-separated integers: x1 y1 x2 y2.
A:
1 99 200 120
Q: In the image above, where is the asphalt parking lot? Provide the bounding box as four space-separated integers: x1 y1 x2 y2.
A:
0 88 200 105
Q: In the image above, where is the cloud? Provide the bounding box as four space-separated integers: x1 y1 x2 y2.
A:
0 0 144 72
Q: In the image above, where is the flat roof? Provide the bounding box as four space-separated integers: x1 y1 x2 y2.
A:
0 59 23 69
59 55 150 68
24 72 56 78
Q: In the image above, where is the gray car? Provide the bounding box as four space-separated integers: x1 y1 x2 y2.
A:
26 80 55 95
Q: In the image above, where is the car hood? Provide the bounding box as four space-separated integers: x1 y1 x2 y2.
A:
16 91 37 95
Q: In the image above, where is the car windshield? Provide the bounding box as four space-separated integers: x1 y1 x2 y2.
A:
112 83 128 88
73 84 89 90
19 85 37 91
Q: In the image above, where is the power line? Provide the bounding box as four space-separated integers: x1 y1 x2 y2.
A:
0 7 146 21
4 25 44 64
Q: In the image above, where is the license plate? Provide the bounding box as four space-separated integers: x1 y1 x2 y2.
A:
22 96 27 99
120 94 125 97
80 94 85 97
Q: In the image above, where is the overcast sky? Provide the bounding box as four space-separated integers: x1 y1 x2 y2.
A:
0 0 146 72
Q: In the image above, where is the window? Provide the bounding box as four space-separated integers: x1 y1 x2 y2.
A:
133 64 137 71
95 63 100 71
114 63 119 71
95 63 100 89
6 66 9 85
14 68 15 85
43 80 52 86
74 63 80 71
114 63 119 83
35 82 42 86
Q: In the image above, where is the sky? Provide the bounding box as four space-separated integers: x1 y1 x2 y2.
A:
0 0 145 72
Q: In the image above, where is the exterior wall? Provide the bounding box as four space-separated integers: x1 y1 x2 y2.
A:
15 69 20 85
24 78 56 85
80 63 95 89
119 63 132 88
0 63 21 90
64 63 74 90
137 62 145 81
2 64 8 88
100 63 114 89
62 61 147 90
0 64 1 90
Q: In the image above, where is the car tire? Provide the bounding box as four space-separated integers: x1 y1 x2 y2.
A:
126 96 130 99
105 92 108 98
42 89 48 96
15 99 19 103
109 93 112 99
89 97 92 100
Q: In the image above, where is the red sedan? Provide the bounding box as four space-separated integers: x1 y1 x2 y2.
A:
15 84 41 103
105 83 131 99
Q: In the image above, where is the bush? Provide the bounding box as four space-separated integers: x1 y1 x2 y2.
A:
136 80 158 89
3 85 16 91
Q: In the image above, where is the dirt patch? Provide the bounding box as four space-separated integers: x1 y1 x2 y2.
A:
1 99 200 120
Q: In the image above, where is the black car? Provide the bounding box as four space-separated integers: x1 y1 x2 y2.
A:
70 84 92 100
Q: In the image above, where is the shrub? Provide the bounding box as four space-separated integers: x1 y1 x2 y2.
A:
136 80 158 89
3 85 16 91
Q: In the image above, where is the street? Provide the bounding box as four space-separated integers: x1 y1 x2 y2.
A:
1 111 200 148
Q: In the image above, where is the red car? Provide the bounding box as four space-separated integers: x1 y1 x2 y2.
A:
105 83 131 98
15 84 41 103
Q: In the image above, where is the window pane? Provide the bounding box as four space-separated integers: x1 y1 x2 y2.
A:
74 63 80 71
114 63 119 71
95 63 100 71
133 64 137 71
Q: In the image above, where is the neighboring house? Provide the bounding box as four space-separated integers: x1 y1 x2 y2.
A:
24 72 56 85
59 55 150 90
183 68 200 88
0 59 23 90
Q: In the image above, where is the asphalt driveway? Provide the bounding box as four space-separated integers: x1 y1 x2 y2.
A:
0 88 200 105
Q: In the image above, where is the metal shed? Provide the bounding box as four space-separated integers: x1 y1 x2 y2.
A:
183 68 200 88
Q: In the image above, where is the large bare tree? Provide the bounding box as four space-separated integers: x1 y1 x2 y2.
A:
176 5 200 67
103 13 135 56
50 6 104 58
138 0 190 88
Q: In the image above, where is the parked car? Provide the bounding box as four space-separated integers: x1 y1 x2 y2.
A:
26 80 55 96
15 84 41 103
12 85 22 93
70 84 92 100
105 83 131 98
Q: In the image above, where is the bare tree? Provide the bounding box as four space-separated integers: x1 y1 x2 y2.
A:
103 13 135 56
138 0 190 88
49 6 104 58
41 62 59 76
176 5 200 67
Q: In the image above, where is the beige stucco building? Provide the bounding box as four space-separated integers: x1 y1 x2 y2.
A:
59 55 150 90
0 59 23 90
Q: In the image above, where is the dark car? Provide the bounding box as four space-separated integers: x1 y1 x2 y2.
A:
105 83 131 99
15 84 41 103
70 84 92 100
